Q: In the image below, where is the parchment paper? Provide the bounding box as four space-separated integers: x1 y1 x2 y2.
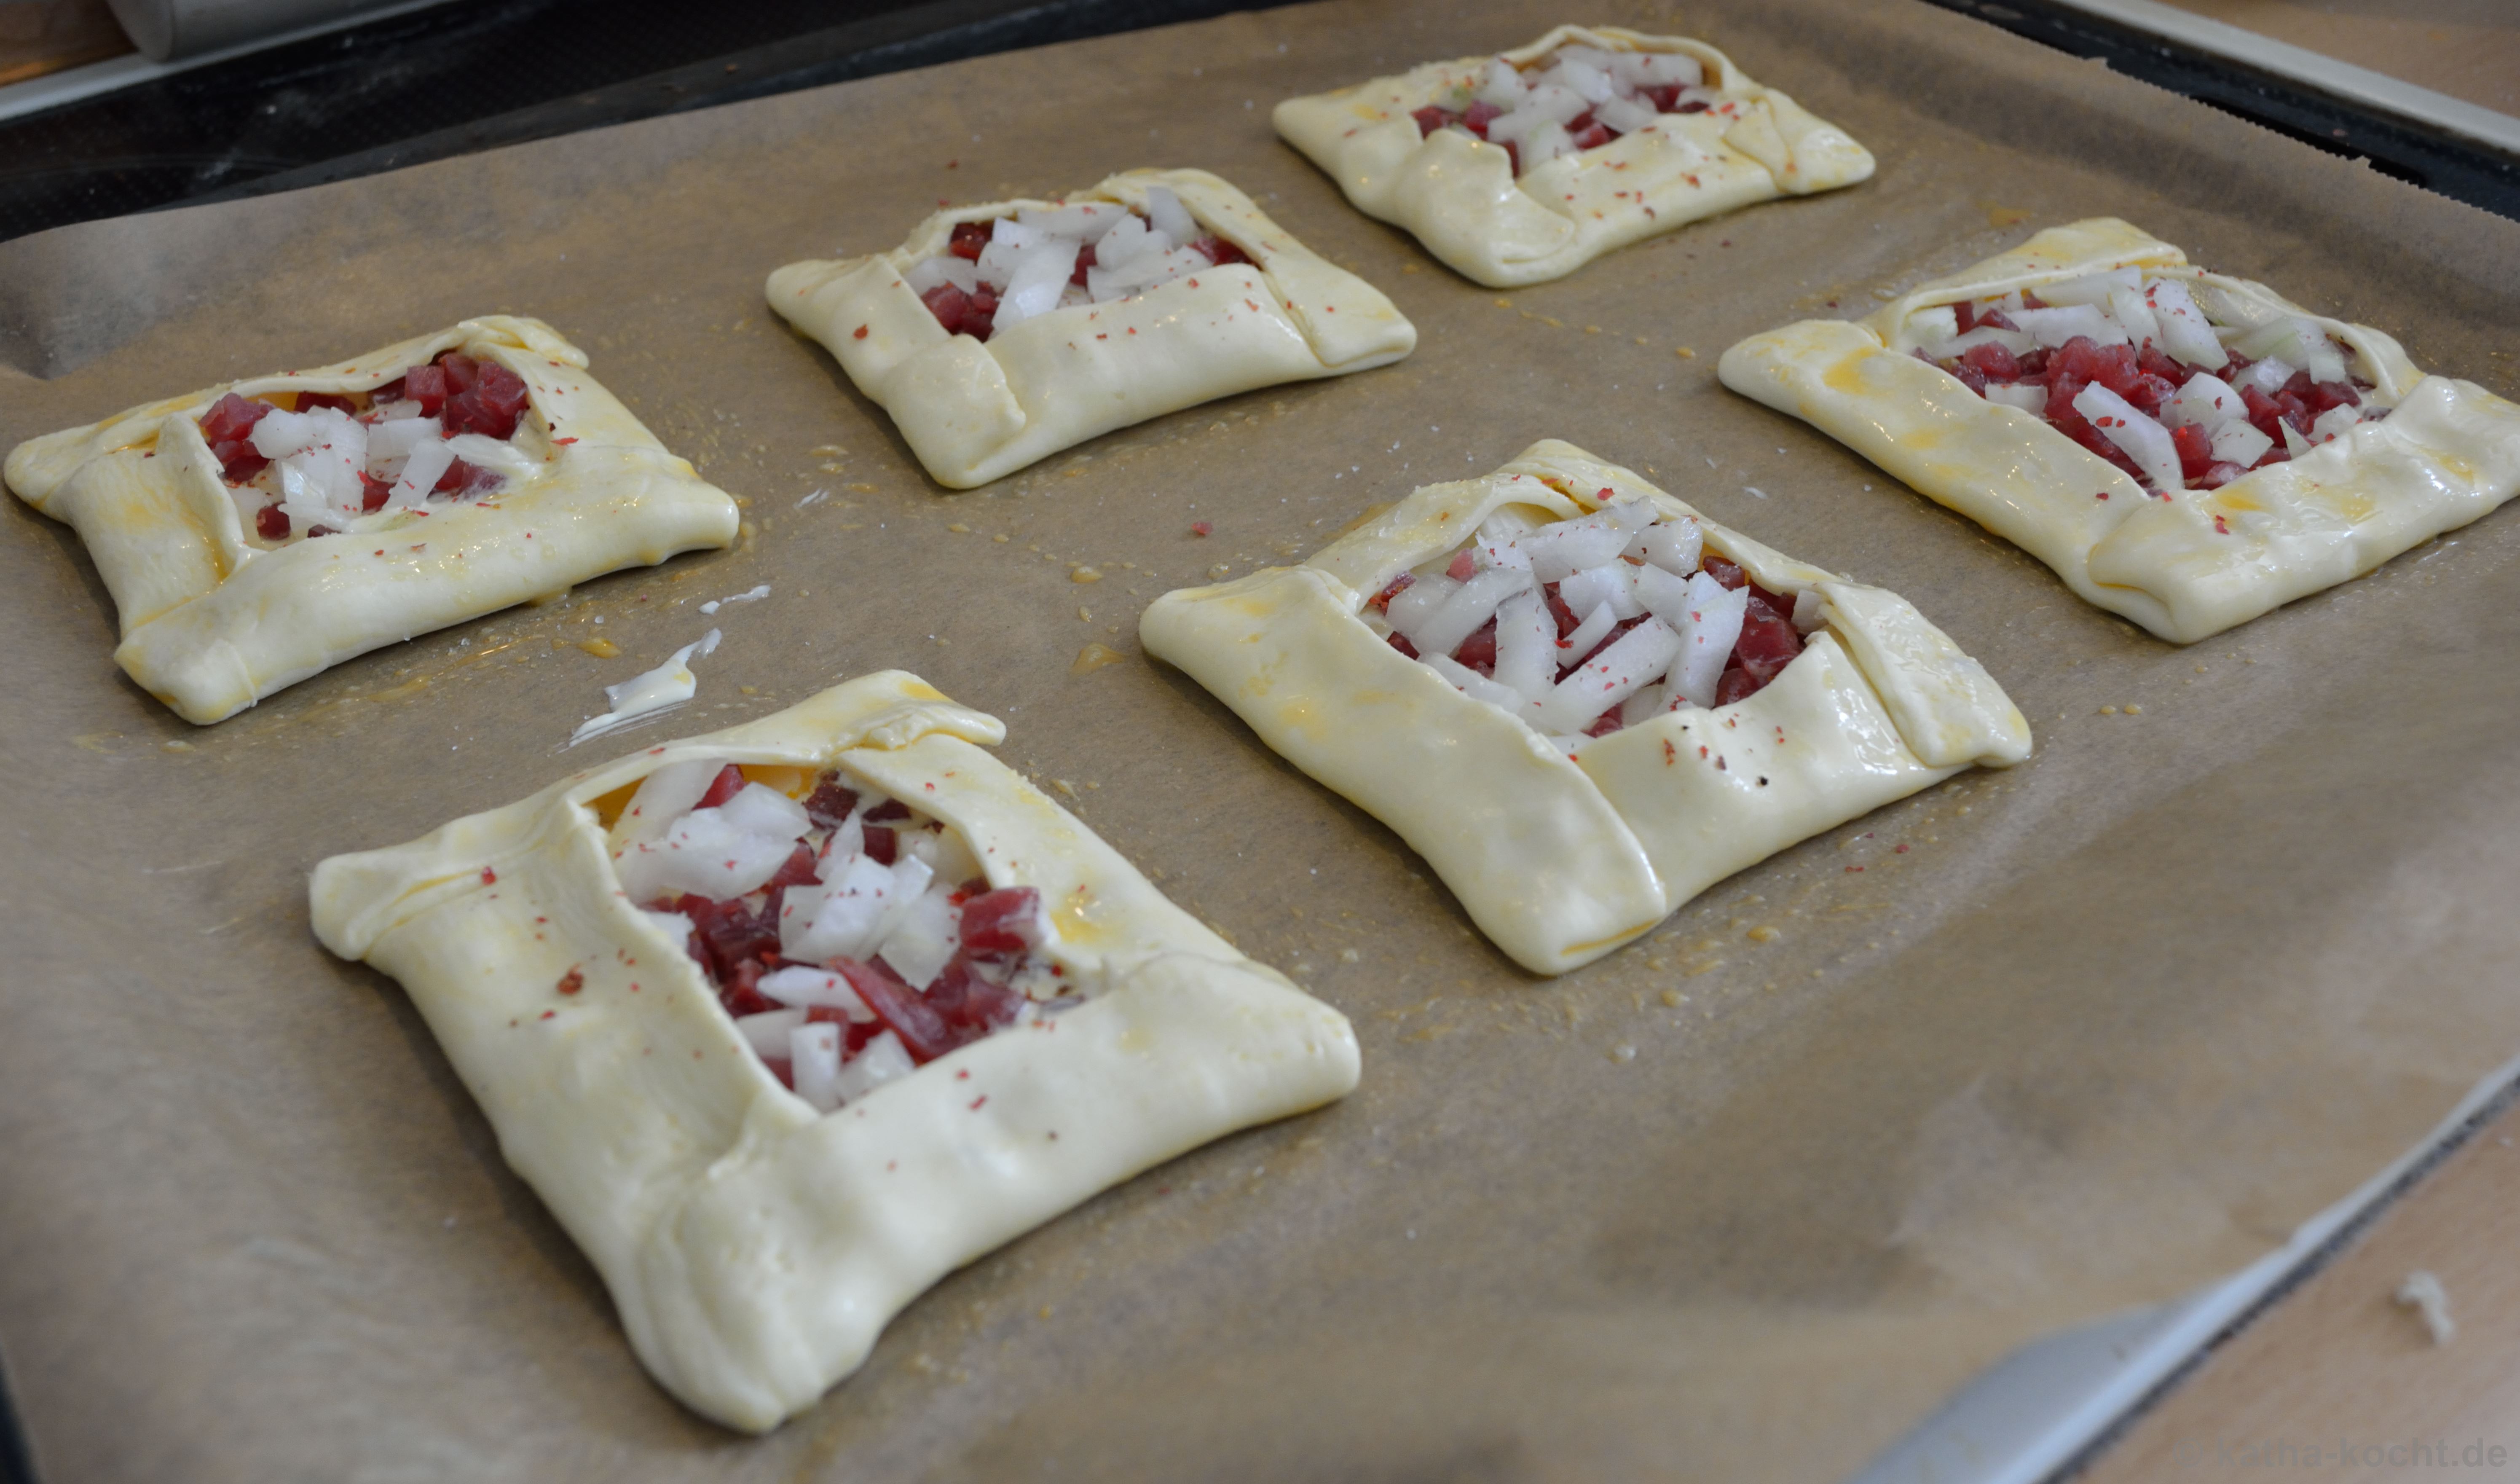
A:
4 2 2518 1480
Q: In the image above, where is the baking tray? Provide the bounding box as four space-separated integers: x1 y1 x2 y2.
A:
4 1 2520 1480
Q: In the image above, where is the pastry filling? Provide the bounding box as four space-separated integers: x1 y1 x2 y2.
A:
1366 494 1813 749
196 349 538 546
1912 269 2381 494
610 760 1069 1111
1409 45 1732 177
905 186 1254 343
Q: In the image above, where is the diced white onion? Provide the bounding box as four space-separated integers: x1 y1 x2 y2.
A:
2033 267 2142 308
2311 404 2363 444
1476 58 1524 107
2236 357 2294 395
2209 418 2273 467
2145 279 2226 368
1907 306 1959 348
2162 372 2242 430
759 966 873 1018
791 1023 844 1112
1559 562 1643 621
1424 653 1543 719
832 1030 915 1106
1662 573 1745 710
616 757 723 848
1923 326 2037 360
1523 516 1631 582
388 440 454 508
876 884 962 990
734 1008 807 1057
1384 573 1458 641
783 855 933 963
1412 566 1534 658
2107 285 2162 351
1536 617 1681 734
614 805 798 902
2011 304 2129 349
716 783 810 843
905 255 980 295
1491 589 1558 702
1791 588 1827 635
1556 601 1617 671
2072 383 2182 492
1631 518 1702 574
1143 185 1199 247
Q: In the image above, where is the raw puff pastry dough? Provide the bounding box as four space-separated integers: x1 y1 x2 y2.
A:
767 168 1415 488
3 316 739 724
309 672 1361 1432
1718 218 2520 643
1140 440 2029 976
1273 25 1874 289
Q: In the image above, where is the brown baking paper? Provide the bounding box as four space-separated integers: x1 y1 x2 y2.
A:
5 2 2519 1479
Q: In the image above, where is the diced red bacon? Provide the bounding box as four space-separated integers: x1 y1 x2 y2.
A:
960 886 1047 961
695 763 748 809
1462 99 1504 137
200 391 271 444
921 282 975 336
1445 550 1477 581
835 957 959 1064
922 957 1024 1039
359 473 393 513
1367 572 1415 611
1413 105 1458 137
948 221 993 260
296 391 357 415
802 776 858 827
1927 281 2380 491
440 358 531 440
1191 236 1252 268
630 765 1067 1106
254 504 290 540
861 824 897 864
404 362 452 415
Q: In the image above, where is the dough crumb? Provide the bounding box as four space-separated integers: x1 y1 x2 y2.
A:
1070 643 1126 676
1610 1044 1637 1063
2395 1271 2456 1345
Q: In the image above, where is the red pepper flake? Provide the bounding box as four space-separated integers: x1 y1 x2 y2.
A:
946 158 958 169
1698 746 1709 758
1191 521 1213 536
480 867 498 885
1187 278 1199 289
970 1095 988 1111
553 436 577 445
1716 756 1727 770
957 1068 970 1079
557 969 584 996
1846 864 1864 872
539 1010 555 1020
852 325 870 340
2095 491 2111 501
1894 843 1910 853
2213 515 2231 534
1096 333 1108 340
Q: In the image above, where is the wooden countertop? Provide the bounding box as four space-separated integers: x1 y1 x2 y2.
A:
2079 1092 2520 1480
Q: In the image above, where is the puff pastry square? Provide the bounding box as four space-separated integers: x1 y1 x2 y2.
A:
1140 440 2029 976
768 168 1415 489
309 672 1360 1431
1273 26 1874 289
1719 218 2520 642
4 316 740 724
